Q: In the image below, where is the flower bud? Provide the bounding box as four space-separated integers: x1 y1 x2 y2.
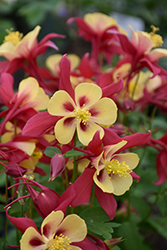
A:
49 153 65 181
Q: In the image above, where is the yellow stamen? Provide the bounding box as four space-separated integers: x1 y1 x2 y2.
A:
147 25 163 48
32 148 43 159
72 105 91 125
47 234 71 250
3 28 23 46
105 159 132 178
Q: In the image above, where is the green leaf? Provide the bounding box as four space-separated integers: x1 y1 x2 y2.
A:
112 246 121 250
130 196 150 219
44 146 61 157
157 193 167 216
80 207 118 239
64 149 85 159
148 216 167 239
117 215 152 250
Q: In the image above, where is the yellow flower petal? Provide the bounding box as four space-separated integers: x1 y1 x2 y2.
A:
104 141 127 160
113 153 139 170
57 214 87 242
21 25 41 51
69 246 82 250
55 116 76 144
67 54 80 71
20 227 45 250
18 77 39 104
46 54 62 74
48 90 75 116
32 87 49 110
93 169 114 193
111 174 133 196
41 211 64 239
77 120 104 146
14 141 36 156
75 83 102 109
90 97 117 125
78 158 90 172
84 12 117 33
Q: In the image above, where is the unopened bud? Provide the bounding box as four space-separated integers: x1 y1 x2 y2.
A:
49 153 66 181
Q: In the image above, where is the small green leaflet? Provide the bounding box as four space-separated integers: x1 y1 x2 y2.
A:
80 207 120 239
44 146 61 157
64 148 86 159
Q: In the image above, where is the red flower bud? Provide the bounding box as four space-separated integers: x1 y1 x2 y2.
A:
49 153 65 181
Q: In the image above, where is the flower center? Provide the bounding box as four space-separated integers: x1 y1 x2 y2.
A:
32 148 43 159
72 105 91 124
147 25 163 48
3 29 23 46
105 159 132 178
47 234 71 250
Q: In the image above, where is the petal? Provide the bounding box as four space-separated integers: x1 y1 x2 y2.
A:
84 12 117 33
147 48 167 61
104 140 127 160
70 246 82 250
46 54 62 73
22 111 59 137
6 208 38 234
91 152 104 174
137 31 154 54
77 121 104 146
87 130 103 156
57 183 76 212
59 55 75 99
32 87 49 110
13 141 36 156
111 174 133 196
57 214 87 242
75 82 102 108
95 185 117 220
113 153 139 170
21 25 41 50
41 210 64 239
110 132 151 153
55 117 76 144
48 90 75 116
90 97 117 125
20 227 46 250
71 168 95 207
67 54 80 71
93 169 114 193
18 77 39 104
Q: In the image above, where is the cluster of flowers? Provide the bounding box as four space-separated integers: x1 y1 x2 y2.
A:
0 12 167 250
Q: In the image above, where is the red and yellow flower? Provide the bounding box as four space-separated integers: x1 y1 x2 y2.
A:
48 82 117 145
91 140 139 195
20 210 87 250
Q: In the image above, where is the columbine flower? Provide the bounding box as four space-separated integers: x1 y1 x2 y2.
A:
20 210 87 250
48 82 117 145
68 12 127 63
91 140 139 195
0 26 62 61
46 53 80 76
116 25 167 77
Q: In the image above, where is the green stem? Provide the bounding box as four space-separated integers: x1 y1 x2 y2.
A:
64 167 69 188
14 118 17 136
29 198 33 219
141 185 162 222
149 105 157 131
3 175 9 250
131 72 140 101
71 133 78 184
90 187 95 208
